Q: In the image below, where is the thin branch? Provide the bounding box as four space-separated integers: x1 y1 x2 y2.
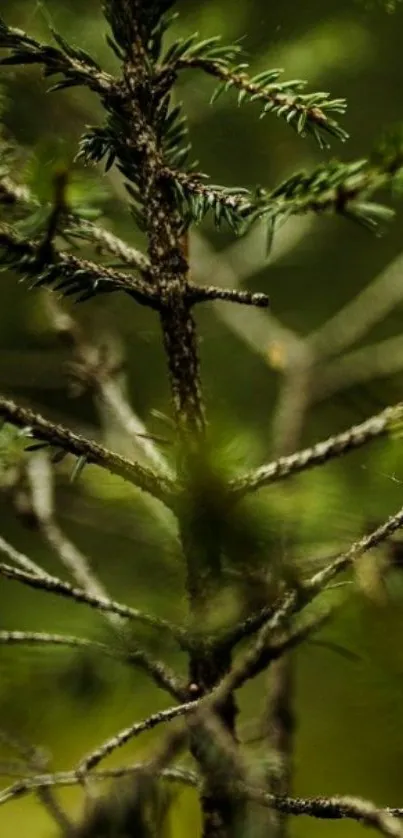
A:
202 504 403 715
0 395 176 504
0 560 186 645
97 377 175 477
8 496 392 814
77 700 199 775
242 503 403 681
0 764 198 805
188 285 269 308
43 294 175 479
0 629 124 657
24 454 187 695
219 601 280 650
308 250 403 361
0 16 114 98
222 502 403 653
230 402 403 499
170 53 347 147
190 228 303 360
0 765 401 838
307 505 403 595
214 603 331 698
166 147 403 234
0 730 73 834
0 223 159 306
0 630 182 698
26 452 117 607
71 219 150 271
0 764 401 838
241 787 403 838
0 534 50 578
0 172 150 274
313 335 403 402
260 352 314 838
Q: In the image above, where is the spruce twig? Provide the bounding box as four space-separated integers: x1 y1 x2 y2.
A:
0 395 176 504
230 402 403 498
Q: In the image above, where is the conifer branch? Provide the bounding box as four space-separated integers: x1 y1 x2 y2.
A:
163 36 348 148
0 172 150 274
0 172 269 311
259 149 403 231
0 396 176 503
0 16 114 97
166 137 403 239
1 184 268 310
230 402 403 499
2 5 402 836
0 223 158 306
96 7 246 833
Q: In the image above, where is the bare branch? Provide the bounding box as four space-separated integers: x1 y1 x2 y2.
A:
307 505 403 595
77 700 199 775
0 625 183 698
313 335 403 402
0 629 124 657
0 763 198 805
308 250 403 360
190 227 304 367
26 452 116 606
230 402 403 499
97 377 175 477
188 285 269 308
43 294 175 479
0 560 186 645
239 502 403 678
0 534 50 578
242 787 403 838
0 763 401 838
0 730 72 833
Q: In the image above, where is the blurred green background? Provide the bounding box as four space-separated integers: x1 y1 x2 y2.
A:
2 0 403 835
